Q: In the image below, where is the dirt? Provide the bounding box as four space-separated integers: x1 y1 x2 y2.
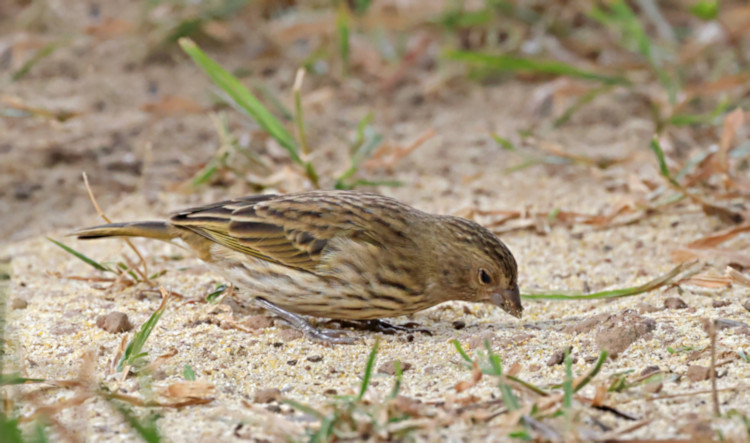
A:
2 2 750 442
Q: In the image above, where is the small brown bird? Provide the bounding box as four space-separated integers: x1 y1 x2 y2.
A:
74 190 521 343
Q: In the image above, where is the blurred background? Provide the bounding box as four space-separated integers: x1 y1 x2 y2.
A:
2 3 750 440
1 0 749 242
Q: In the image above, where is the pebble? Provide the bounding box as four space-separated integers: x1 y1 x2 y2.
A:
378 360 412 375
664 297 688 310
254 388 281 403
96 312 133 333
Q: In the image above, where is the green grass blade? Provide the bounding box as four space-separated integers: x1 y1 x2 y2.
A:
183 365 196 381
491 133 516 151
650 137 683 188
205 284 227 304
0 414 24 443
445 50 629 85
573 351 608 393
522 262 689 300
553 84 615 127
117 295 170 372
452 340 473 364
562 348 573 410
485 341 519 411
282 399 325 420
389 361 403 399
358 340 379 400
12 42 61 82
336 5 350 75
0 374 46 386
47 238 112 273
179 38 301 165
104 396 161 443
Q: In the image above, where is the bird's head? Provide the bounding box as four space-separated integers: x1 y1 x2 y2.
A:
432 216 522 318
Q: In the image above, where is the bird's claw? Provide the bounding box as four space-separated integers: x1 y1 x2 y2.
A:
305 327 357 345
327 319 432 336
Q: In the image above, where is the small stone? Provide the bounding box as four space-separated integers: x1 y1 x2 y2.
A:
241 315 273 330
562 313 609 334
11 298 28 310
701 318 749 333
743 299 750 312
323 388 337 396
286 360 297 366
712 300 731 308
96 312 132 333
595 309 656 357
278 329 303 342
546 346 573 366
254 388 281 403
307 355 323 363
378 360 412 375
636 303 660 314
640 365 660 376
468 331 495 349
664 297 688 310
392 396 421 417
452 320 466 330
686 365 714 382
642 382 662 394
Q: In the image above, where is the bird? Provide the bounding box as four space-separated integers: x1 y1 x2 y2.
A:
73 190 521 343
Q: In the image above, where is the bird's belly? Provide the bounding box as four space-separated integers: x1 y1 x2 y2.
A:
206 249 434 320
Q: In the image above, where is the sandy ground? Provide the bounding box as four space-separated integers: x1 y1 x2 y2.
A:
2 2 750 441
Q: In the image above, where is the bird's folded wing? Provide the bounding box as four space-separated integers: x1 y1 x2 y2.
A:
168 193 397 272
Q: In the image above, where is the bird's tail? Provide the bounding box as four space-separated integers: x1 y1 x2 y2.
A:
73 221 175 241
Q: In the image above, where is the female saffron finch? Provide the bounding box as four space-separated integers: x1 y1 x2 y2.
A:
74 190 521 343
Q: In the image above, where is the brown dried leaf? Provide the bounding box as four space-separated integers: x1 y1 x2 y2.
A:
672 248 750 268
142 95 205 115
85 18 133 39
143 348 178 374
164 381 215 399
678 274 733 289
687 223 750 249
363 128 435 169
592 383 608 407
506 362 522 377
727 268 750 287
455 361 482 393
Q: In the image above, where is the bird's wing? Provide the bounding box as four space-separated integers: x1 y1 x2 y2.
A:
169 191 413 272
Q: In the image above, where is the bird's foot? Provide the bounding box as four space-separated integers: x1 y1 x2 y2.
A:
253 297 356 345
329 319 433 336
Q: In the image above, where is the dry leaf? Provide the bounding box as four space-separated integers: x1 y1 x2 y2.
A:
726 268 750 287
85 18 133 39
678 274 733 289
592 383 608 407
144 348 178 373
142 95 205 115
672 248 750 268
455 362 482 393
164 381 215 399
687 223 750 249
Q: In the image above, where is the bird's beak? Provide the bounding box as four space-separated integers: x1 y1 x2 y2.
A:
490 284 523 319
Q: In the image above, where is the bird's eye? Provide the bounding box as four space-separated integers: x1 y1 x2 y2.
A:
479 269 492 285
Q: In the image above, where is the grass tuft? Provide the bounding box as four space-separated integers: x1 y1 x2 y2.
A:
117 290 171 373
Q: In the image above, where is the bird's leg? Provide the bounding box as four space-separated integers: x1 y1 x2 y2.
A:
328 319 433 336
253 298 356 344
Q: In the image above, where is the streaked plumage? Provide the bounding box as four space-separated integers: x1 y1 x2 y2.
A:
74 190 521 342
